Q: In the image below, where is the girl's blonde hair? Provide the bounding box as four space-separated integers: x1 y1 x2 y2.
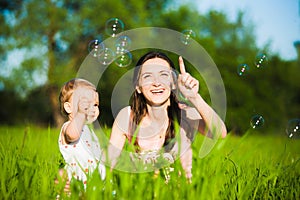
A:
59 78 96 116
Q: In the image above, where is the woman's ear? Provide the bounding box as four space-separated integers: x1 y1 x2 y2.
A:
171 82 176 90
63 102 72 114
171 70 177 90
135 86 142 94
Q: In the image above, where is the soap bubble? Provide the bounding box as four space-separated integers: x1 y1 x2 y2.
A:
98 48 115 65
112 190 117 198
180 29 196 45
105 18 125 37
255 53 268 68
250 115 264 129
88 39 104 57
115 47 132 67
286 119 300 139
115 35 131 50
237 64 250 76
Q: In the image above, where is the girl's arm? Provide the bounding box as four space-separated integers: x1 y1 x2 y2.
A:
63 97 90 143
63 112 86 143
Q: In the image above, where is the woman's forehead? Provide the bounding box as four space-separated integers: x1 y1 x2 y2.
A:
141 58 171 73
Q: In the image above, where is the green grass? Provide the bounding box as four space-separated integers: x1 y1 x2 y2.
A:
0 125 299 199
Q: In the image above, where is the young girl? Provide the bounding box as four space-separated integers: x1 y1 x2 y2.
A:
58 78 106 188
107 51 227 181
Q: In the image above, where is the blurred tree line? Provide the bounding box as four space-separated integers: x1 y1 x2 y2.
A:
0 0 299 135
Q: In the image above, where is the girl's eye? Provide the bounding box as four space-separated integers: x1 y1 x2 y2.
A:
142 74 152 79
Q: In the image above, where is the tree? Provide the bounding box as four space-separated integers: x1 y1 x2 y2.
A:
0 0 172 127
1 0 298 135
157 7 299 134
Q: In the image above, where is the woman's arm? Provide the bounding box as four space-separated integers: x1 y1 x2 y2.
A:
177 56 227 139
188 94 227 138
107 123 127 168
171 129 193 182
105 107 130 168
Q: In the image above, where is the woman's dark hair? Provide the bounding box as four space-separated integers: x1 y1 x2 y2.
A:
129 51 181 152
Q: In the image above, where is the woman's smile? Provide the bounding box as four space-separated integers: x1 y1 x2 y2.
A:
150 88 165 95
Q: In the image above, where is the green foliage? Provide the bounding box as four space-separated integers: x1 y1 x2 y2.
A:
0 126 62 199
0 86 54 125
0 125 299 199
0 0 299 133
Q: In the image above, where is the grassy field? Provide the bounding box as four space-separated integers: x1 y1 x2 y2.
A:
0 125 299 199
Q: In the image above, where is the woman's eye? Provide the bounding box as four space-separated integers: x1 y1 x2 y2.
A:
142 74 152 79
160 72 170 77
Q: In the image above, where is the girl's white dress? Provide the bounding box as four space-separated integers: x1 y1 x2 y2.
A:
58 122 106 185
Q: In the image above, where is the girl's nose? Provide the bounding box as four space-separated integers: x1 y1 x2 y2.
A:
89 105 96 112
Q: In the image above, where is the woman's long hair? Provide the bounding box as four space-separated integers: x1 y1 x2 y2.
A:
129 51 182 152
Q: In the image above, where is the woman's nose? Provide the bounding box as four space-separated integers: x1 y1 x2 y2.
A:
152 75 162 86
152 80 161 86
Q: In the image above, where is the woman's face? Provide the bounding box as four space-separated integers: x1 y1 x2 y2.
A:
137 57 174 106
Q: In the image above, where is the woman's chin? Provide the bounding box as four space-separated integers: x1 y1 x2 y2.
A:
147 98 170 107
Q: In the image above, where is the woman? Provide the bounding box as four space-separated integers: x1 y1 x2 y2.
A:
106 51 227 181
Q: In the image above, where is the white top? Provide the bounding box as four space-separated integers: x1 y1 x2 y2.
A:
114 106 199 151
114 106 198 178
58 122 106 184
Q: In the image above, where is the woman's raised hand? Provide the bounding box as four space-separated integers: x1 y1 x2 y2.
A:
177 56 199 99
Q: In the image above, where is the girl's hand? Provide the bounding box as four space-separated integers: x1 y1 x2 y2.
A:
177 56 199 99
78 97 90 115
71 88 90 116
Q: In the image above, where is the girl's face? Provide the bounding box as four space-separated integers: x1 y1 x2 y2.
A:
137 58 174 106
83 88 100 124
68 87 100 124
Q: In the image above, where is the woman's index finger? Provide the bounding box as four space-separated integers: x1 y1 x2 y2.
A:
179 56 186 74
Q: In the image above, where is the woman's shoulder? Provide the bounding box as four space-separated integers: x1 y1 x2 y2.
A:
116 106 131 118
113 106 131 133
119 106 131 113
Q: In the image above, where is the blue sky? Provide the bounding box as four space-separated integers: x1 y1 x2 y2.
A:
177 0 300 60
